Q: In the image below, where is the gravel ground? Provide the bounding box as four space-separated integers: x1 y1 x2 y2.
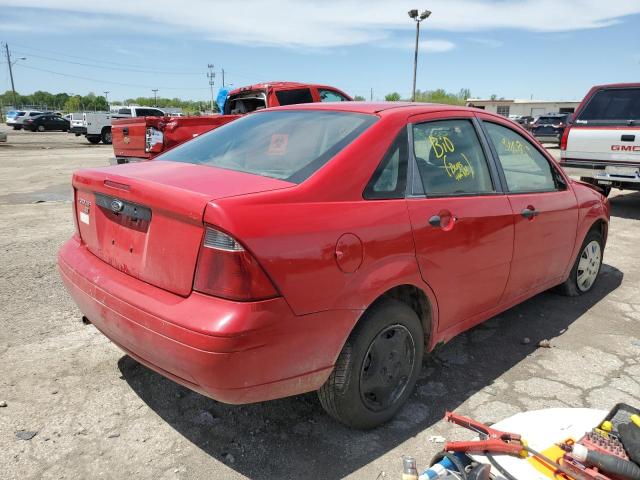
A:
1 125 639 480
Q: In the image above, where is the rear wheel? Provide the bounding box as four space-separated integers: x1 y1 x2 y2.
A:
556 230 603 296
37 125 45 132
318 298 424 429
101 128 112 144
13 125 21 130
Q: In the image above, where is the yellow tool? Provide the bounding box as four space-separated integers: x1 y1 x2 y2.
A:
601 421 613 432
631 414 640 428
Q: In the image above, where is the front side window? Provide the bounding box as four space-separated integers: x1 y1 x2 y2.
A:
484 122 558 193
318 89 349 102
412 119 494 196
161 110 377 183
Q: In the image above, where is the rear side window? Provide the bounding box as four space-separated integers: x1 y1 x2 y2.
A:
161 110 377 183
484 122 558 193
412 119 494 196
364 128 408 199
577 88 640 125
275 88 314 106
135 108 164 117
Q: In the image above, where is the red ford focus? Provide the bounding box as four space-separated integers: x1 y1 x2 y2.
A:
59 102 609 428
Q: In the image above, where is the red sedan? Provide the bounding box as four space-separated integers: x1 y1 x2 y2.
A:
59 102 609 429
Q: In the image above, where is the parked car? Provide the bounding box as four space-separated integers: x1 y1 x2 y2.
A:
516 115 536 130
111 82 352 164
5 110 25 129
13 110 46 130
84 106 165 145
23 114 70 132
59 102 609 429
531 113 569 144
560 83 640 196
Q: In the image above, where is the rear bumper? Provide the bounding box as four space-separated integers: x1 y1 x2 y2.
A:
58 236 358 404
560 159 640 184
534 134 561 143
70 126 87 135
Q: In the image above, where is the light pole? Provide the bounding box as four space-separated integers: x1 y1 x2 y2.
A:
152 89 158 107
207 64 216 112
408 9 431 102
103 91 109 106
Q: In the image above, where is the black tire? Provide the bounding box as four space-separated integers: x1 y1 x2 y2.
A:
37 125 45 132
318 298 424 429
556 229 604 296
13 125 22 130
101 128 112 144
87 136 101 144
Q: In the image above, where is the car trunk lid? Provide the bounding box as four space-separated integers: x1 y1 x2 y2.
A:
73 161 294 296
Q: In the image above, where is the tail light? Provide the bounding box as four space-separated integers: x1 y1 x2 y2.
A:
560 125 571 151
145 127 164 153
193 226 278 301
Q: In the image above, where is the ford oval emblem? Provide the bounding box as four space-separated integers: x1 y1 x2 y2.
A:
111 199 124 213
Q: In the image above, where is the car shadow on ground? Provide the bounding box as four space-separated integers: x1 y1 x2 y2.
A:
609 191 640 220
119 264 622 480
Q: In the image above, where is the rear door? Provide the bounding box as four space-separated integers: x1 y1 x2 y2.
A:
479 116 578 300
567 86 640 164
405 112 514 332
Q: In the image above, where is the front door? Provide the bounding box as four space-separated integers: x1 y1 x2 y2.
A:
479 117 578 301
406 114 514 333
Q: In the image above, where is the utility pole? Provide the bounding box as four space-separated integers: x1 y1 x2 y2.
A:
103 91 109 109
370 88 373 101
207 64 216 111
221 68 225 87
4 43 17 107
152 89 158 107
408 9 432 102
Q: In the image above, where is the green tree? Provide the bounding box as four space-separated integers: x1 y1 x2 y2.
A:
385 92 402 101
353 95 366 101
63 96 82 113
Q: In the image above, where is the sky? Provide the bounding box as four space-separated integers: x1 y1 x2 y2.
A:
1 0 639 103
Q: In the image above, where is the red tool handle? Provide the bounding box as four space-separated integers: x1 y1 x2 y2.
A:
445 439 525 455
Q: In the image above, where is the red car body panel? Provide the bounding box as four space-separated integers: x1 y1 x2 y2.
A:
59 102 609 405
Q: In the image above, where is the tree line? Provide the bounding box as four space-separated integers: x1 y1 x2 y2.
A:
379 88 472 105
0 90 215 114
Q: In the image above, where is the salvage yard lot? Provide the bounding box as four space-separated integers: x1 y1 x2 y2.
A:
1 125 639 480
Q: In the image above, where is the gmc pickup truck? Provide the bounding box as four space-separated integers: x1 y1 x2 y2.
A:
111 81 352 164
560 83 640 196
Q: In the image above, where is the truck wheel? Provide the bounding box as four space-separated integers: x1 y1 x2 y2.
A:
556 230 603 297
318 298 424 429
101 128 112 145
87 136 101 144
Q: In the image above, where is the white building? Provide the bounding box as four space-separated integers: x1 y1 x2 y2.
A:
465 98 581 117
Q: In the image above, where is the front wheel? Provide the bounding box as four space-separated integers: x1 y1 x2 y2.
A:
318 298 424 429
556 230 603 296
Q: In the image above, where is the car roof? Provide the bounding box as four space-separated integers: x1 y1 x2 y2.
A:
270 101 478 116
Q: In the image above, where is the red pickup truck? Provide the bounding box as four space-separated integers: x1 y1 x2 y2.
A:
111 81 352 164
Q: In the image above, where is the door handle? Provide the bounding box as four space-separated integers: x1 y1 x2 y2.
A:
123 127 129 135
428 215 441 227
521 207 539 219
621 134 635 142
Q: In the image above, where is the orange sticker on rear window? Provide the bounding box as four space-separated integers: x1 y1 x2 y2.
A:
268 134 289 155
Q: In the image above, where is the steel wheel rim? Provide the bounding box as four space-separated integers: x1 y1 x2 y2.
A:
577 240 601 292
359 324 416 412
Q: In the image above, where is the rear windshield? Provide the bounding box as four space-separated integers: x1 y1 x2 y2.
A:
161 110 377 183
537 116 566 124
576 87 640 125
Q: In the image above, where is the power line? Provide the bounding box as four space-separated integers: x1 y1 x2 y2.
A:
13 63 209 91
11 49 205 75
9 41 202 73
